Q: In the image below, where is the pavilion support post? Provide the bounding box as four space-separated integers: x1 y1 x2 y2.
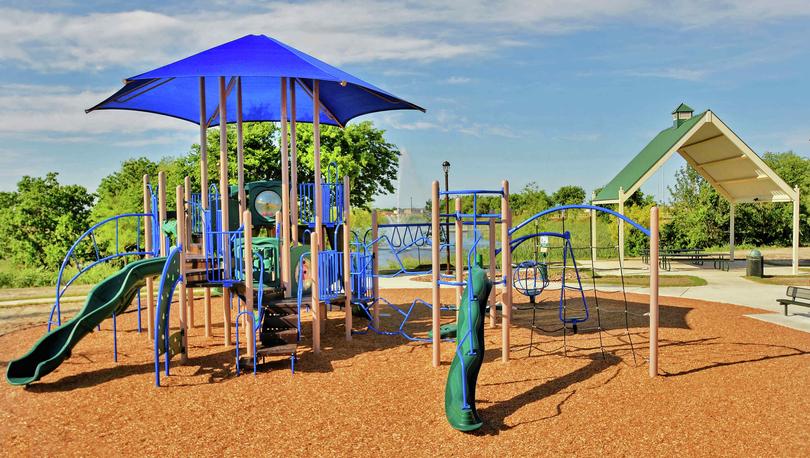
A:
488 219 497 329
280 77 292 297
431 181 441 367
199 77 212 339
501 180 512 363
729 202 735 264
343 176 352 340
649 206 660 377
290 79 299 245
371 210 380 329
618 187 625 265
219 76 232 347
312 79 322 354
176 185 189 364
184 176 195 328
158 172 167 257
143 175 155 340
793 186 801 276
243 210 255 358
455 198 463 314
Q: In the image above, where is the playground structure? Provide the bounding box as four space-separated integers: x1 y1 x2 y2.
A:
4 34 665 433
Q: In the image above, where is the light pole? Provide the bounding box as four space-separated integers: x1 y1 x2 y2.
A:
442 160 451 274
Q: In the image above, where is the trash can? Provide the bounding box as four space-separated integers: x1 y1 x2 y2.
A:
746 249 763 277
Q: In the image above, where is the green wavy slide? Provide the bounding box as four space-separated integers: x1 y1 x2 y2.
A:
444 262 492 431
6 257 166 386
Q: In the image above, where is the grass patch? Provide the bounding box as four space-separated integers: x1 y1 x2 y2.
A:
743 275 810 286
593 274 707 287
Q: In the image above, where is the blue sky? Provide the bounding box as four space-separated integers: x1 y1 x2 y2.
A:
0 1 808 208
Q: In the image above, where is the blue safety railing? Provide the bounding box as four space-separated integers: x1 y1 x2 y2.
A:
235 251 267 376
205 225 245 287
318 249 344 302
189 192 204 235
48 186 161 331
298 162 344 229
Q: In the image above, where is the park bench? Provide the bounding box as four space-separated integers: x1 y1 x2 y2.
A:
777 286 810 316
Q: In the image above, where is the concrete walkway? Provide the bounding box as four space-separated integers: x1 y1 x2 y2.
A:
379 258 810 333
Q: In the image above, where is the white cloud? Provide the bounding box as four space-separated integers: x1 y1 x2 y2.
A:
380 109 521 139
444 76 472 85
0 1 644 73
0 83 191 140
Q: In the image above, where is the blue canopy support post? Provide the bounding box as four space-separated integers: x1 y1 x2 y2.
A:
312 80 322 354
236 77 246 223
455 198 464 319
219 76 232 347
290 79 300 245
198 76 213 339
280 77 292 297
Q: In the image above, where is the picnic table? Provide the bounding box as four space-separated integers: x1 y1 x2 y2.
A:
642 248 730 271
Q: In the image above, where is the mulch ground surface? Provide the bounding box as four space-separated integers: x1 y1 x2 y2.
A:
2 287 809 456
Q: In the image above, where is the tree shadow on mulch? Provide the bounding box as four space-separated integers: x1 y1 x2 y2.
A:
658 340 810 377
474 352 623 435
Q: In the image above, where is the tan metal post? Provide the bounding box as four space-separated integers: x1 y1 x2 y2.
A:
311 229 321 353
236 77 246 223
219 76 232 347
311 80 322 353
618 187 625 264
343 176 352 340
729 202 735 263
649 206 659 377
488 218 496 328
176 185 188 364
143 175 155 340
371 210 380 329
793 186 800 276
431 181 441 367
199 76 213 338
591 191 597 263
158 171 167 257
280 77 292 296
184 176 195 328
455 198 463 313
290 79 299 245
243 210 255 358
501 180 512 363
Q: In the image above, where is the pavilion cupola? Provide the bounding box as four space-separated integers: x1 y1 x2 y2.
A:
672 103 694 127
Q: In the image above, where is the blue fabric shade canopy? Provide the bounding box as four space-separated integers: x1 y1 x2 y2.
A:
86 34 424 127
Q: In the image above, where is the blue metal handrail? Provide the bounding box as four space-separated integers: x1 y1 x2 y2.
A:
48 207 160 331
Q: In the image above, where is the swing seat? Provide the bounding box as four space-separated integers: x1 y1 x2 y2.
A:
513 260 550 299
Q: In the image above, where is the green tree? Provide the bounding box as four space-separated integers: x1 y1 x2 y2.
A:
0 173 95 268
551 185 586 206
197 121 400 208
